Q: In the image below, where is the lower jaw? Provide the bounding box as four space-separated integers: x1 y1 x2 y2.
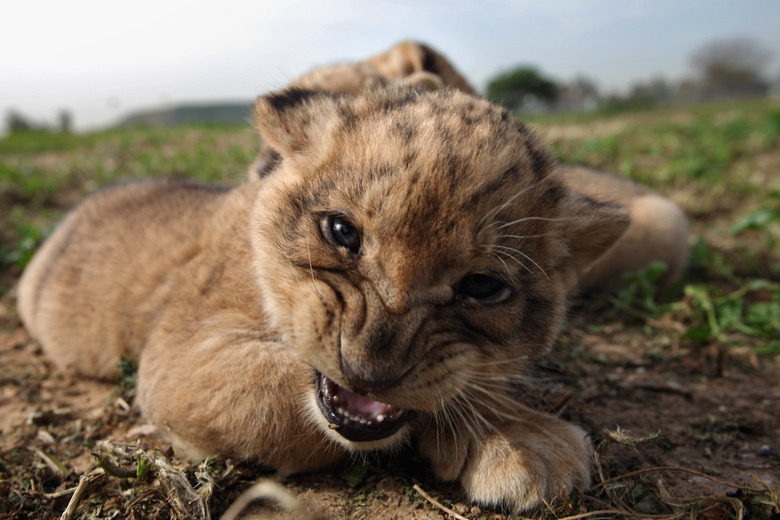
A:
313 371 411 444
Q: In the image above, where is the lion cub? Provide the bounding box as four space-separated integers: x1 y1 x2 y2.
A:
252 41 689 291
20 86 632 511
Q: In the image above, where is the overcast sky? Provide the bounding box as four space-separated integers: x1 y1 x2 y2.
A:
2 0 779 132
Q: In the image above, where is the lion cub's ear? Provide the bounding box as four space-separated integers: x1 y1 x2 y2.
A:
397 71 444 92
560 190 631 276
253 89 339 158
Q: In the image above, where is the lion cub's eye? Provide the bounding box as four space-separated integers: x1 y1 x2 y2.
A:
323 215 361 254
457 273 512 303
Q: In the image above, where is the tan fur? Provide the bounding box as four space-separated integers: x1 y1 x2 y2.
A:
365 40 476 94
248 42 460 178
559 165 690 290
251 41 690 291
19 87 633 511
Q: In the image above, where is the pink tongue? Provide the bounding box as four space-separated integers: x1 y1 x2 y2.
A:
336 386 391 419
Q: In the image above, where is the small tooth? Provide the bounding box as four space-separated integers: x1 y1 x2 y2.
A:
376 414 384 423
333 395 340 403
359 418 367 425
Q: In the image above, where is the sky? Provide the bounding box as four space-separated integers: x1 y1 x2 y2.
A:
2 0 779 132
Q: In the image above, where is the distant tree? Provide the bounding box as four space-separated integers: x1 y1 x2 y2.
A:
6 110 36 133
59 110 73 133
557 76 600 112
629 76 673 105
486 66 559 112
690 37 772 99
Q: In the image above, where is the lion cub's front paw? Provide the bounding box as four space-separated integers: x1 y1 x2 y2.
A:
420 414 592 513
460 418 592 512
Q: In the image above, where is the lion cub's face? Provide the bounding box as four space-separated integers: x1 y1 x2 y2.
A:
250 88 628 448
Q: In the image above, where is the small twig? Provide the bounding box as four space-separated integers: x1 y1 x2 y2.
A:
751 474 780 511
602 427 663 449
591 466 763 493
538 492 555 514
60 470 102 520
583 494 688 520
44 486 80 499
412 484 469 520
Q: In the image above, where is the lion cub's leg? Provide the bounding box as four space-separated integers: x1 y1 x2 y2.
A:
136 327 347 474
559 165 690 292
418 407 591 512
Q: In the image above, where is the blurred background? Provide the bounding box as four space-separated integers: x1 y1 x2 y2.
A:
2 0 779 134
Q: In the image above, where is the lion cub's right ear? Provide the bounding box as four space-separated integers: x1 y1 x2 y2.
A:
253 89 340 159
397 71 444 92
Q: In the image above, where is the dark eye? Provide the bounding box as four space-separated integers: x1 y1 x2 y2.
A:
325 215 361 254
458 273 511 303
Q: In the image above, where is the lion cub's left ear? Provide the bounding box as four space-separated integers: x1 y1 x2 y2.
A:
253 89 339 159
397 71 444 92
560 190 631 278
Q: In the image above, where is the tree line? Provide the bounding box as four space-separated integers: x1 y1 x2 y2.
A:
487 37 776 113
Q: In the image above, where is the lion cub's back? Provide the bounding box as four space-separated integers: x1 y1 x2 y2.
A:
18 179 231 378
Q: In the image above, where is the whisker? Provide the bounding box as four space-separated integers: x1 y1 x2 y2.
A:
458 385 526 423
439 397 469 461
476 178 548 232
494 245 549 281
449 394 491 438
493 249 533 275
489 251 513 278
493 216 565 232
496 233 551 241
453 389 499 433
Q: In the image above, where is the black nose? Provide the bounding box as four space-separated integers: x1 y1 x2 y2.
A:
341 359 403 393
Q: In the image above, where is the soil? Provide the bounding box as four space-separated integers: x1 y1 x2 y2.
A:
1 286 778 519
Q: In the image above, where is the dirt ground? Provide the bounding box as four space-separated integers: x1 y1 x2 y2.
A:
1 285 778 519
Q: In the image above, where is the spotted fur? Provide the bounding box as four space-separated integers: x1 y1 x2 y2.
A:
251 41 689 291
20 86 635 511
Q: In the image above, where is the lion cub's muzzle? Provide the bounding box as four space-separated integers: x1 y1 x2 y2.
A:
315 371 409 442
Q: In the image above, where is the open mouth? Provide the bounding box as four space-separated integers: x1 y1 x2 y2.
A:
315 371 409 442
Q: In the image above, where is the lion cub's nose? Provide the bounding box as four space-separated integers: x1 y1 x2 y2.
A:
341 359 402 393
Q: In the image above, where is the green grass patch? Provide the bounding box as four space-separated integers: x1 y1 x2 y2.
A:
537 99 780 190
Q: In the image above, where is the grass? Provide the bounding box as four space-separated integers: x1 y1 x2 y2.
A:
530 99 780 189
0 124 257 293
0 125 255 208
527 99 780 360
